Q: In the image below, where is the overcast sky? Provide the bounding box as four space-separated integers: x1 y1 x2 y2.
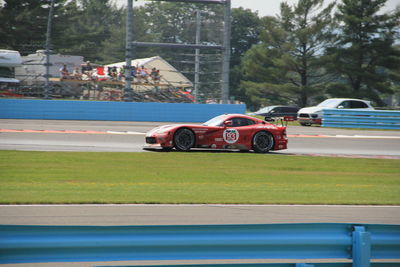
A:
231 0 399 16
113 0 399 17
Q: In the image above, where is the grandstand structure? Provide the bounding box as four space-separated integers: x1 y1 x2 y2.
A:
7 53 194 103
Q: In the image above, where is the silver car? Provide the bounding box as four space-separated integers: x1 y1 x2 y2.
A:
297 98 374 126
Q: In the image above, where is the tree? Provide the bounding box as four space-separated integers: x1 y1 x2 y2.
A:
0 0 124 63
0 0 57 54
229 8 262 103
240 0 336 109
54 0 123 63
137 2 224 100
96 5 155 64
326 0 400 106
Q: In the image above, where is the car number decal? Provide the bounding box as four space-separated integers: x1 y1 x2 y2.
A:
223 129 239 144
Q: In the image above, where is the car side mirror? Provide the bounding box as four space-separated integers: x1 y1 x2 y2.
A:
224 120 233 127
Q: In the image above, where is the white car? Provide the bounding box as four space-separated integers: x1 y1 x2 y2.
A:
297 98 374 126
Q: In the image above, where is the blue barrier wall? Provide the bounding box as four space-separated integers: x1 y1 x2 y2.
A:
0 99 246 122
1 223 399 265
322 109 400 129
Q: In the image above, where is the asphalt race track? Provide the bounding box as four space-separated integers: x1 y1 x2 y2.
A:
1 119 400 157
1 204 399 225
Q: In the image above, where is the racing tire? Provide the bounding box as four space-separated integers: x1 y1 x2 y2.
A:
173 128 195 152
252 131 274 153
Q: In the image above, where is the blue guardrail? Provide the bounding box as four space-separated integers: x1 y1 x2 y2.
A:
0 99 246 122
322 109 400 130
0 223 399 266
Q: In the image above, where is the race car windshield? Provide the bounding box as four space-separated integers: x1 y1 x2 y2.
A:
203 115 225 126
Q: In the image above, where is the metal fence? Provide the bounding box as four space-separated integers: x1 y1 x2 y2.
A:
1 223 399 266
322 109 400 130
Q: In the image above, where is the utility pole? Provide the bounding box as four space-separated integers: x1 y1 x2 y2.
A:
194 10 201 103
221 0 231 104
124 0 134 101
44 0 55 100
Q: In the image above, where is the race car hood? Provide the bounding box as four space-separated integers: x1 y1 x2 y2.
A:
146 125 178 136
146 124 201 136
297 106 324 114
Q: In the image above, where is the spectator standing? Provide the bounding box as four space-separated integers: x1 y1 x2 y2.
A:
118 67 125 81
81 61 93 80
110 66 118 80
138 65 149 83
72 67 82 80
150 67 161 83
59 64 69 79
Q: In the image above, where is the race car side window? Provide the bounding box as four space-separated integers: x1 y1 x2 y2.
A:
230 118 256 127
245 118 256 125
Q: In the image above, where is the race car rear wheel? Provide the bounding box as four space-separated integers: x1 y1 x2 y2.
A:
174 128 195 151
252 131 274 153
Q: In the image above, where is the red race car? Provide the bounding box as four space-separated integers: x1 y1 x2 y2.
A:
144 114 288 153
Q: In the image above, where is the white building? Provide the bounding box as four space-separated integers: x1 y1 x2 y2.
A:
105 56 193 90
0 49 22 86
15 50 84 85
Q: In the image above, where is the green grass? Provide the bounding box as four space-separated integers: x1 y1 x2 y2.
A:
0 151 399 205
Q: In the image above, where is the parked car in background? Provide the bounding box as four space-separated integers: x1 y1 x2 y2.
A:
248 106 300 121
297 98 374 126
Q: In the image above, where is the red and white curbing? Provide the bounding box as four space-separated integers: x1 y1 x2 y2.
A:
0 129 144 135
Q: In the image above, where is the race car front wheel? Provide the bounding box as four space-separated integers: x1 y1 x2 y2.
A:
252 131 274 153
174 128 195 151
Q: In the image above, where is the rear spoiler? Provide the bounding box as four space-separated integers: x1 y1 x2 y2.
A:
265 116 295 127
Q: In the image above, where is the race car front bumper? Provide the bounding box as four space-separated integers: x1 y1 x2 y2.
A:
145 133 174 148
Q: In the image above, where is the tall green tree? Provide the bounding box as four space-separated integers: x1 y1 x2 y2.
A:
55 0 122 62
0 0 123 62
240 0 336 109
230 8 262 103
0 0 58 54
326 0 400 106
95 5 151 64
